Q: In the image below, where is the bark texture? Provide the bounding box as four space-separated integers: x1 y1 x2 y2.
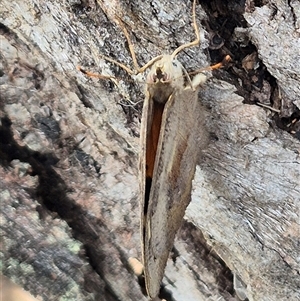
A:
0 1 299 301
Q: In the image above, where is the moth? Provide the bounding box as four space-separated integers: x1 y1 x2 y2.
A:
140 59 207 298
78 0 229 298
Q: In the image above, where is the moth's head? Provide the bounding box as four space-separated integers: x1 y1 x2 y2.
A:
146 55 184 87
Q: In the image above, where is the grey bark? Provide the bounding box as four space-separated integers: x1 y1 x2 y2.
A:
0 1 299 301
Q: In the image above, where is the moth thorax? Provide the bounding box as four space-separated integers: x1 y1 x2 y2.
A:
147 81 176 104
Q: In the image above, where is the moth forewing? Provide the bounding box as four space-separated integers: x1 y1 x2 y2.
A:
140 53 207 297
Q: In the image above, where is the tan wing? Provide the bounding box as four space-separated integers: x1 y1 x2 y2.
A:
139 89 152 262
143 85 204 298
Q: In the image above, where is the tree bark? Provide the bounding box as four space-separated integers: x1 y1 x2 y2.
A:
0 1 299 301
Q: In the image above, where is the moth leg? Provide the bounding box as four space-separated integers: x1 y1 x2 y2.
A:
182 65 194 89
128 258 166 301
128 257 144 277
97 53 136 75
190 73 207 89
78 16 139 78
171 0 199 58
76 66 117 79
209 55 232 71
189 55 232 76
77 48 137 80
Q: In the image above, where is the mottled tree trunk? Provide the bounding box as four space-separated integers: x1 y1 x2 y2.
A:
1 1 299 301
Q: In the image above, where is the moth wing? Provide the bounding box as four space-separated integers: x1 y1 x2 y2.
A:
139 90 153 258
144 86 204 298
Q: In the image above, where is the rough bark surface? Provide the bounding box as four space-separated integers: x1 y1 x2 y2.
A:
0 1 299 301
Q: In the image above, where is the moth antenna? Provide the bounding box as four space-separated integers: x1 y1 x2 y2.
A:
101 16 165 75
138 55 164 73
79 0 200 79
171 0 199 59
